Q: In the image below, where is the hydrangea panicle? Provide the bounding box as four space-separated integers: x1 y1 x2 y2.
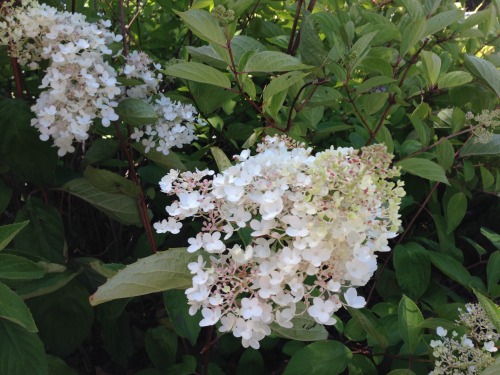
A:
155 135 405 348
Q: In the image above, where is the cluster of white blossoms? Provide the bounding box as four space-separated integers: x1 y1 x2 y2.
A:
0 0 201 157
155 136 405 348
429 316 498 375
466 109 500 144
130 95 200 156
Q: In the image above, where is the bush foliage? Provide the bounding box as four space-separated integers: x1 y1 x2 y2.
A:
0 0 500 374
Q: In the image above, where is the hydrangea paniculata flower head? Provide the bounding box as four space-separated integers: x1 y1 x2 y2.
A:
156 136 405 348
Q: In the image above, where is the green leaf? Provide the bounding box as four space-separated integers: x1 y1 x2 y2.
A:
397 158 449 184
263 71 308 103
409 117 430 146
399 0 424 20
347 354 377 375
84 166 140 198
0 221 29 251
445 192 467 234
46 355 77 375
482 227 500 248
347 307 388 348
362 92 388 115
237 349 264 375
400 18 427 56
244 51 311 72
27 280 94 357
15 198 65 263
115 98 158 126
429 252 472 289
83 139 119 166
393 243 430 300
0 254 46 280
436 138 455 171
398 295 424 352
437 71 473 89
133 143 187 171
356 76 395 95
270 314 328 341
473 289 500 333
163 290 201 346
483 356 500 375
425 9 463 35
480 166 495 189
460 134 500 156
487 251 500 297
210 147 232 172
62 178 142 226
283 341 352 375
420 51 441 86
163 62 231 88
175 9 226 46
89 248 196 306
464 54 500 97
0 282 37 332
17 270 78 300
165 355 197 375
145 326 177 371
0 320 48 375
451 107 466 133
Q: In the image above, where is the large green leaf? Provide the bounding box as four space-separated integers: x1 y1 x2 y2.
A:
145 326 178 371
425 9 463 35
175 9 226 46
283 341 351 375
0 99 57 186
347 307 388 348
115 98 158 126
436 138 455 171
163 62 231 88
62 178 142 226
398 295 424 353
429 252 473 289
133 143 187 171
0 320 48 375
460 134 500 156
393 243 430 300
445 192 467 234
263 71 309 103
210 147 232 172
0 221 29 251
244 51 311 72
487 251 500 297
0 254 46 280
17 270 78 299
400 18 427 56
437 71 473 89
27 280 94 357
46 355 77 375
464 54 500 97
270 313 328 342
90 248 196 306
84 166 140 198
0 282 37 332
397 158 449 184
15 198 65 263
473 289 500 333
163 290 201 346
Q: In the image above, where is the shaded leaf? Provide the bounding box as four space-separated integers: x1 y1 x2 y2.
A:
398 295 424 352
393 243 430 300
0 320 48 375
0 282 37 332
90 248 196 306
245 51 311 72
175 9 226 46
0 254 46 280
62 178 142 226
397 158 449 184
163 62 231 88
0 221 29 251
116 98 158 126
460 134 500 156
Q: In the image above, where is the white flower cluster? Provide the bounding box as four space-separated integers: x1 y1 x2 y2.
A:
155 136 405 348
130 95 199 156
429 323 497 375
0 0 122 155
466 109 500 144
1 0 200 157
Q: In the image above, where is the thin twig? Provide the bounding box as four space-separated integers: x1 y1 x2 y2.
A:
10 57 23 97
287 0 304 55
119 0 129 56
114 123 157 254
